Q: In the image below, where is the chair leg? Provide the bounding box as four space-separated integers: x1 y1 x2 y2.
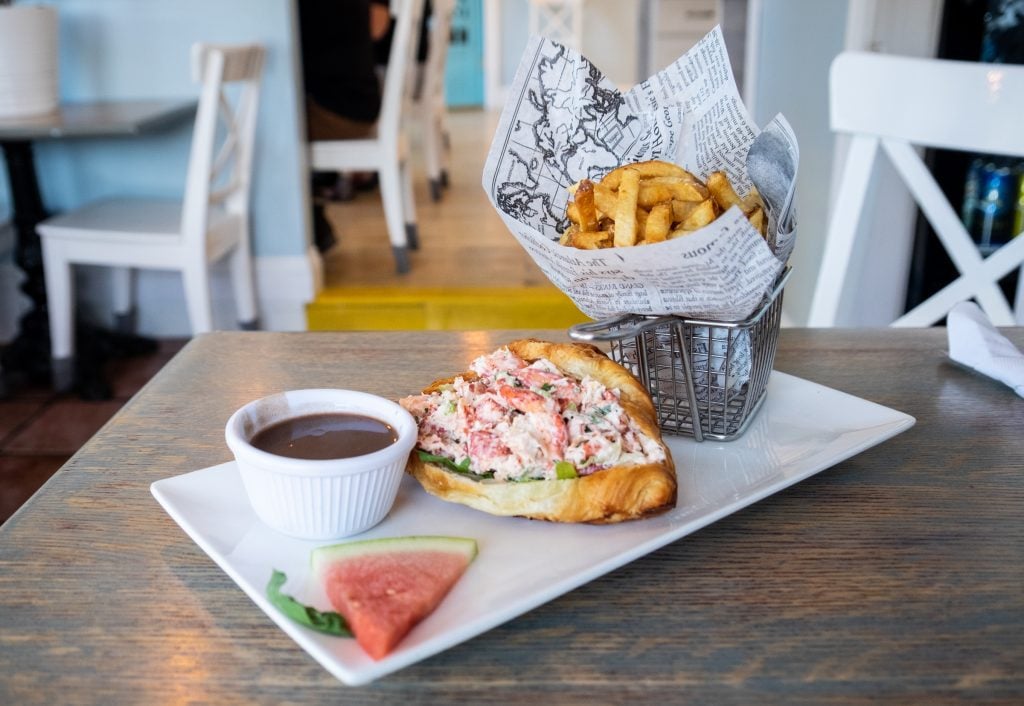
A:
182 262 214 334
808 136 879 326
401 159 419 251
40 242 76 391
228 238 259 329
111 267 136 333
425 116 442 203
379 163 411 274
439 110 451 188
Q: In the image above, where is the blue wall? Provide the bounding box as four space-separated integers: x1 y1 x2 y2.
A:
0 0 309 258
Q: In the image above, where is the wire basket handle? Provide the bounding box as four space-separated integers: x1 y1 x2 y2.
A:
569 314 682 342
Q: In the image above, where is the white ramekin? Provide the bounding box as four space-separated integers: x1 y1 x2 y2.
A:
225 389 417 540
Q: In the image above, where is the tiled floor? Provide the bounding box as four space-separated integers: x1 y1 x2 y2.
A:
0 338 186 525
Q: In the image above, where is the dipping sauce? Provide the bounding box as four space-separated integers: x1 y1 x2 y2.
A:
250 413 398 460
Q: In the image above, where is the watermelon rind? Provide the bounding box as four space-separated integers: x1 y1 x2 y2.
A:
310 535 477 577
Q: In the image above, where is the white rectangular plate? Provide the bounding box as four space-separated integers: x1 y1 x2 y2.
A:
151 372 914 686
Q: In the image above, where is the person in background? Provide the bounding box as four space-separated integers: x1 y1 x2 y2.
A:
373 0 433 100
298 0 391 252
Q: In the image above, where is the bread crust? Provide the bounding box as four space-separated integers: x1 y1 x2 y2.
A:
405 339 677 523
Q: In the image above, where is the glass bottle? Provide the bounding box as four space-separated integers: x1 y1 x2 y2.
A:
960 0 1024 251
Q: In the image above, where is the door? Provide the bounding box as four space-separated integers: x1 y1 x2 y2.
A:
445 0 485 106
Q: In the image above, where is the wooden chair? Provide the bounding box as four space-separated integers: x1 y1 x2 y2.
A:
310 0 425 274
37 43 264 390
808 51 1024 327
418 0 456 202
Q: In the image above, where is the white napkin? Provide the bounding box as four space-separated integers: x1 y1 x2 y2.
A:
947 301 1024 398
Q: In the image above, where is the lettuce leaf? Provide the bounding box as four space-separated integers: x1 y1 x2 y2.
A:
417 450 496 480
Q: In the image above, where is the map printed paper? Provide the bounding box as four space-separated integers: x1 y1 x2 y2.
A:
483 27 799 322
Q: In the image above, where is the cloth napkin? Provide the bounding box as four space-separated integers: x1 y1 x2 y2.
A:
947 301 1024 398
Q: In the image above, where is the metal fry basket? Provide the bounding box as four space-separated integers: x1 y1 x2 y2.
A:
569 268 791 442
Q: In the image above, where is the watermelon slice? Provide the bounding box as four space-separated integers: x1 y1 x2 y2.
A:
311 535 477 660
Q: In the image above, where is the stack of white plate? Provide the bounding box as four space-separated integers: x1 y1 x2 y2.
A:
0 5 59 119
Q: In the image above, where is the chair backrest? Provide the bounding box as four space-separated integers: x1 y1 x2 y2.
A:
377 0 427 140
421 0 456 107
528 0 584 51
182 43 265 245
810 51 1024 327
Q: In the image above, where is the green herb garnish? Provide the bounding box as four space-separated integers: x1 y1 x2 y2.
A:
418 451 471 473
266 570 351 637
417 451 495 480
555 461 578 480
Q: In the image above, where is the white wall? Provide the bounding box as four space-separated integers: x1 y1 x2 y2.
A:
746 0 850 326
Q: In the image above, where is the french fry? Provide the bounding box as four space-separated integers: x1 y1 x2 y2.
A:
574 179 599 232
592 182 618 217
638 181 707 208
742 185 764 214
569 230 613 249
643 203 671 243
680 198 717 231
560 222 578 246
613 168 640 247
747 206 766 237
644 176 709 200
602 159 692 189
566 201 580 224
667 227 697 240
671 199 700 223
635 207 648 230
707 171 744 212
560 159 769 250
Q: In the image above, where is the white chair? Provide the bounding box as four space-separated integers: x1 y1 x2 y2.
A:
528 0 585 52
809 51 1024 328
417 0 455 202
310 0 425 274
37 43 265 390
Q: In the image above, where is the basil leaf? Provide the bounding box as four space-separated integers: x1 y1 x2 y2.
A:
266 570 351 637
555 461 578 479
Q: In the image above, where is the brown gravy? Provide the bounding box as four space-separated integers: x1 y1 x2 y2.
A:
250 413 397 460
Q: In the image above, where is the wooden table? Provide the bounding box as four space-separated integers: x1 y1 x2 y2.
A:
1 328 1022 704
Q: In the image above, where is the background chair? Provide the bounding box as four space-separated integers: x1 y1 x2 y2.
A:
37 43 265 391
809 51 1024 328
310 0 425 274
417 0 455 202
528 0 585 52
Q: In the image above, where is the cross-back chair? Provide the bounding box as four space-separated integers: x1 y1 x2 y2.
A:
418 0 455 202
809 51 1024 327
310 0 425 274
37 42 265 390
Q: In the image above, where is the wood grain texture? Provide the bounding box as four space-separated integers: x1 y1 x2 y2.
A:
1 328 1022 705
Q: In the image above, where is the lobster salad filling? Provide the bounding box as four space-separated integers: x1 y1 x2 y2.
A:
399 347 666 482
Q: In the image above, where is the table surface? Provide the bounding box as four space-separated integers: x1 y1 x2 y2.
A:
0 99 196 140
1 328 1022 705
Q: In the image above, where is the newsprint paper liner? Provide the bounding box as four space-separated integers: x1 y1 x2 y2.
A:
483 27 799 323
